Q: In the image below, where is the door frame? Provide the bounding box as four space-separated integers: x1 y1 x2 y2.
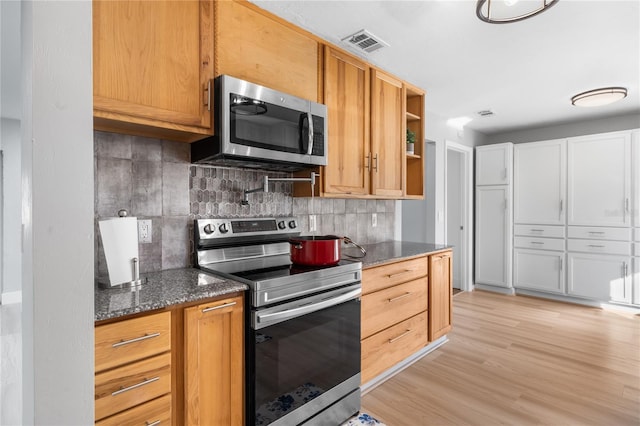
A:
444 141 474 292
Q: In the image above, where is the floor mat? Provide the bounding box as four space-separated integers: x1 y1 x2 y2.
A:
342 412 387 425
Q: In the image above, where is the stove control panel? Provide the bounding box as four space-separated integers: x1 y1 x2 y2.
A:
195 217 299 243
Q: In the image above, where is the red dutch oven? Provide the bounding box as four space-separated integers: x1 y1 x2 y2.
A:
289 235 366 266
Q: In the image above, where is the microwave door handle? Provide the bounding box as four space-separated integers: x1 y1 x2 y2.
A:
298 113 309 154
307 112 314 155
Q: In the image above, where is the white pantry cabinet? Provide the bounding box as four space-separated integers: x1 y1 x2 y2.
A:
514 139 566 225
475 185 512 288
476 143 513 186
514 249 565 294
567 132 631 227
567 252 631 303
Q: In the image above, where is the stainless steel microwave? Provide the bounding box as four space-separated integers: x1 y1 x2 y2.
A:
191 75 327 171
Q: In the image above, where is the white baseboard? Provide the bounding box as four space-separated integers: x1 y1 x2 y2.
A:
0 291 22 305
515 289 640 313
474 283 515 295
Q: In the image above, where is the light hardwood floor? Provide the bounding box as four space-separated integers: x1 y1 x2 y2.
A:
361 290 640 425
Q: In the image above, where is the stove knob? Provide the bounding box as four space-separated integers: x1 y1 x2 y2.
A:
219 223 229 234
288 220 297 229
278 221 286 230
203 224 214 235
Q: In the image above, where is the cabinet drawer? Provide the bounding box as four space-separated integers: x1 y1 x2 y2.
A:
95 311 171 373
633 242 640 256
567 239 631 256
514 236 565 251
95 394 171 426
514 225 565 238
567 226 630 241
95 352 172 421
362 256 428 295
634 228 640 242
361 311 428 384
361 276 428 339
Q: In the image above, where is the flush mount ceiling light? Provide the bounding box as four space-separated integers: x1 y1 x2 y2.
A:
571 87 628 107
476 0 559 24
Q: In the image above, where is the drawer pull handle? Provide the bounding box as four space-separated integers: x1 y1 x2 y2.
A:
530 242 544 245
146 421 161 426
588 244 605 248
202 301 236 313
588 231 605 235
111 377 159 397
387 269 413 278
530 229 544 232
112 332 161 348
388 292 411 303
388 329 413 344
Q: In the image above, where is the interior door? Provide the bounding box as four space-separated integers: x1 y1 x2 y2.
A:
447 150 463 289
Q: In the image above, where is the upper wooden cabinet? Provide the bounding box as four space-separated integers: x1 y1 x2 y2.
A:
405 83 425 199
93 0 215 142
215 0 320 102
370 69 405 198
322 47 371 196
299 50 423 200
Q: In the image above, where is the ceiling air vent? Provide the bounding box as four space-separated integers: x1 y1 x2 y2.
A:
342 29 389 53
477 110 495 117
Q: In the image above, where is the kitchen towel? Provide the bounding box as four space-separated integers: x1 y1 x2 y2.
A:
99 217 139 286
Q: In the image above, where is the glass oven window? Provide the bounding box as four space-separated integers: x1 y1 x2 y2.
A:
250 298 360 425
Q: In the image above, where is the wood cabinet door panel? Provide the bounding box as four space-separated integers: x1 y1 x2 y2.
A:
95 311 171 373
371 69 404 197
184 295 244 426
429 251 452 341
95 353 172 421
216 0 319 102
95 394 171 426
93 0 213 129
323 48 370 195
361 311 428 383
361 277 428 339
362 256 428 295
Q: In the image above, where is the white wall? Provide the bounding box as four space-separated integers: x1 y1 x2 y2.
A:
402 109 484 244
21 1 94 424
478 112 640 145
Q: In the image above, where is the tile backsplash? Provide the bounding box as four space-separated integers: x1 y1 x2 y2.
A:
94 131 395 279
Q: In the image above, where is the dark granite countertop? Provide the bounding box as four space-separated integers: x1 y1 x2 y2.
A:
95 268 248 322
344 241 451 269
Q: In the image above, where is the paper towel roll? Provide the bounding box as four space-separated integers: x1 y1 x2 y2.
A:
99 217 139 286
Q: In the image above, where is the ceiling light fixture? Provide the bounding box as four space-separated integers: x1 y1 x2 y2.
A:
476 0 559 24
571 87 628 107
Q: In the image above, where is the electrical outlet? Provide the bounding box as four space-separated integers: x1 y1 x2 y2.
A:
138 219 152 243
372 213 377 228
309 215 317 232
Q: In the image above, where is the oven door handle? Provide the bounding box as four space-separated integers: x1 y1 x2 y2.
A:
255 287 361 329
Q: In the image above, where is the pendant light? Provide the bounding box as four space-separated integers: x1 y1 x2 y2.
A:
571 87 628 107
476 0 559 24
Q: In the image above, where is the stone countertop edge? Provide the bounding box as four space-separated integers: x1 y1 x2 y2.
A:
347 240 452 269
95 268 248 322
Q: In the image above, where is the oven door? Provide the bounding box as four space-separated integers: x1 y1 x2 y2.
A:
248 284 361 426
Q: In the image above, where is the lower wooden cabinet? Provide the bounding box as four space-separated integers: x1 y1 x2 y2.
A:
95 293 245 426
184 295 244 426
428 250 453 341
360 249 453 384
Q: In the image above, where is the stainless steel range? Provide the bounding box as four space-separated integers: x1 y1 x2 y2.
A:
195 217 362 426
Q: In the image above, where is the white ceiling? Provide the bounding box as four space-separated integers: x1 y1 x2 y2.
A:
250 0 640 135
